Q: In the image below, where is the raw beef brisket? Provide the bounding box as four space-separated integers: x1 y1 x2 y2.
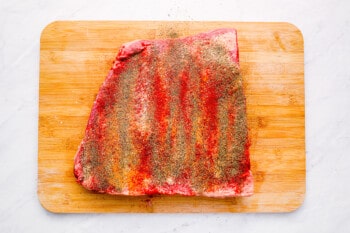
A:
74 29 253 197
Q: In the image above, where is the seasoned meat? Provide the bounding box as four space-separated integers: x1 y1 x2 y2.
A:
74 29 253 197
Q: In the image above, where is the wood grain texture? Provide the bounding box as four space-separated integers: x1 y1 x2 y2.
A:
38 21 305 213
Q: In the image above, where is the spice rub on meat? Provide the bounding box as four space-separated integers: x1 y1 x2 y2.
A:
74 29 253 197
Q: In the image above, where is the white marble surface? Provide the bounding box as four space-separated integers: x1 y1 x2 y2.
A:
1 0 350 232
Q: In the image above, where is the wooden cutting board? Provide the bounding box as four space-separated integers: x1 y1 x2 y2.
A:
38 21 305 213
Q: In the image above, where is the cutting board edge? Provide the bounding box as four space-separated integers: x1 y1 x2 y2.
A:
40 20 304 43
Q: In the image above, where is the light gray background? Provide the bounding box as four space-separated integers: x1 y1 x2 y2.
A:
1 0 350 232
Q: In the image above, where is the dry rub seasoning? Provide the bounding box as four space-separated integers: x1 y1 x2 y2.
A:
74 28 253 197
